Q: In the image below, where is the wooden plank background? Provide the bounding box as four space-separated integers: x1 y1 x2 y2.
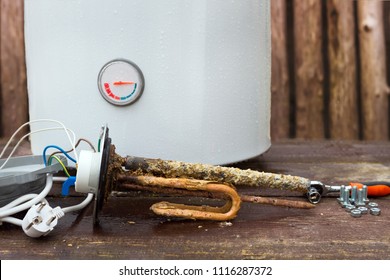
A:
0 0 28 137
1 0 390 141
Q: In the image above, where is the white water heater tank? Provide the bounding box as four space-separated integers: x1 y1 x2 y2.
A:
24 0 271 165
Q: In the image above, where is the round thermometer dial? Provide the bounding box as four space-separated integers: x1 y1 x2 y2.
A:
98 59 145 106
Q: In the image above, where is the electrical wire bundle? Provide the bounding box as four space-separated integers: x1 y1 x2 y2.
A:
0 119 96 237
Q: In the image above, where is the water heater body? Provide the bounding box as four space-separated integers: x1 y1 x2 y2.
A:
24 0 271 164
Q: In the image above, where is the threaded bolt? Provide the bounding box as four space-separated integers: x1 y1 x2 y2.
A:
337 185 346 203
350 186 357 204
341 188 352 208
362 185 369 203
355 189 366 207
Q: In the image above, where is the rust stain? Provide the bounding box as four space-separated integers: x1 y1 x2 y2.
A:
123 155 311 193
117 175 241 221
103 145 314 221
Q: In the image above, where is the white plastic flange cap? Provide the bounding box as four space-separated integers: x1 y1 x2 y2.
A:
75 150 101 194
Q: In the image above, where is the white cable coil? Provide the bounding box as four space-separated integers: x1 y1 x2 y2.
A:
0 119 97 237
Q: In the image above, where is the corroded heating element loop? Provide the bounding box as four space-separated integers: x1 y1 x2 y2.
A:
116 175 241 221
104 150 314 221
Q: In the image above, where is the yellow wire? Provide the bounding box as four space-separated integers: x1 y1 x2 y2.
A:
49 155 71 177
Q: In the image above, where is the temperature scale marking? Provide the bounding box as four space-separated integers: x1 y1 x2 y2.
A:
104 82 138 101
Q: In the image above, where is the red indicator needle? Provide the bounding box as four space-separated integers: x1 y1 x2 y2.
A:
113 81 136 86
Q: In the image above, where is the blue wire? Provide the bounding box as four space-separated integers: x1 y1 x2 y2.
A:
42 145 77 166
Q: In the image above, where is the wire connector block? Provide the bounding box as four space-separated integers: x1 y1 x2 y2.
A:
22 202 64 238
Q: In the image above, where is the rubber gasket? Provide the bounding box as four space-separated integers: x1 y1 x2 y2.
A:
93 126 111 225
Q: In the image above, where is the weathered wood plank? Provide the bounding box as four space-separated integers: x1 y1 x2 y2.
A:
358 0 390 140
1 140 390 259
0 0 28 137
271 0 290 140
327 0 359 140
293 0 325 139
1 195 388 260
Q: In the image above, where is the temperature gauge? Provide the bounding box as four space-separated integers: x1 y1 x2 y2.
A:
97 59 145 106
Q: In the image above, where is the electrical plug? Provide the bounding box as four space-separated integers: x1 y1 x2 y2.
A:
22 202 64 238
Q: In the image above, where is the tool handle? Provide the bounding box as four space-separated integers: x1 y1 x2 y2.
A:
349 182 390 197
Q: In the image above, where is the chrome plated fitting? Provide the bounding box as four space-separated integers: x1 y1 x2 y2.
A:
370 207 381 216
350 209 362 218
357 206 368 214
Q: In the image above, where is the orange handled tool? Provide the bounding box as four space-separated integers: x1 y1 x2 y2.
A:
307 180 390 204
349 182 390 197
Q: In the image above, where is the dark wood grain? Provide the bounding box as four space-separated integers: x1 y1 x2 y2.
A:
294 0 325 139
358 1 390 140
0 0 28 137
271 0 290 140
327 0 359 139
1 140 390 259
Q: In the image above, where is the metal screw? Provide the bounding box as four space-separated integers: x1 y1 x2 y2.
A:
362 185 369 203
337 185 346 203
349 186 357 204
351 209 362 218
357 206 368 214
345 204 356 212
368 202 379 208
341 188 352 208
355 189 366 207
370 207 381 216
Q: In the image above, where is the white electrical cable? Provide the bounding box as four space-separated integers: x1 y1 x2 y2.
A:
0 119 78 169
0 194 46 211
13 119 76 155
53 177 69 182
0 127 76 170
0 120 96 236
62 193 94 214
0 217 23 226
0 174 53 218
0 174 93 232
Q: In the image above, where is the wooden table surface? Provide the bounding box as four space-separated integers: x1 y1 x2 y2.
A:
1 140 389 260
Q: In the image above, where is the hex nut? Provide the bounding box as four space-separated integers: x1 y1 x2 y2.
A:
368 202 379 208
350 209 362 218
370 207 381 216
357 206 368 214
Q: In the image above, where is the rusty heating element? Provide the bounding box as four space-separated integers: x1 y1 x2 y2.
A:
105 146 314 221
